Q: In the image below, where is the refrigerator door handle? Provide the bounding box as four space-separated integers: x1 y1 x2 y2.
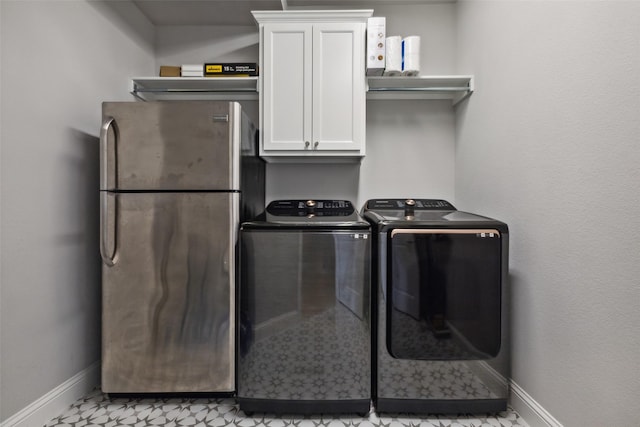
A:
100 116 118 266
100 192 118 266
222 202 237 274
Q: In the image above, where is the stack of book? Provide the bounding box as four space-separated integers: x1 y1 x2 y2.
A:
158 63 259 78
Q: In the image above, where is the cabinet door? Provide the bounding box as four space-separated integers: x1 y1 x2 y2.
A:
313 23 366 152
262 23 312 151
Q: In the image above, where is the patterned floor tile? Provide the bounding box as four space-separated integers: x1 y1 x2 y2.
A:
45 390 529 427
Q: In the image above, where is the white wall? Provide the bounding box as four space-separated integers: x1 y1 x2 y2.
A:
0 1 155 422
456 1 640 426
359 99 456 207
156 25 260 67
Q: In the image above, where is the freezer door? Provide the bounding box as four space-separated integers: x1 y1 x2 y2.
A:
101 192 238 393
101 101 242 191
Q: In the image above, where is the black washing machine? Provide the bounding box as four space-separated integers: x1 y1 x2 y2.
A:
238 200 371 415
362 199 509 414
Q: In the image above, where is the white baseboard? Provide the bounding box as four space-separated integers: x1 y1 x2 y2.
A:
0 360 563 427
474 361 562 427
1 361 100 427
510 379 564 427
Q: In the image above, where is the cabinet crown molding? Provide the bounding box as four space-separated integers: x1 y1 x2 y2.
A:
252 9 373 24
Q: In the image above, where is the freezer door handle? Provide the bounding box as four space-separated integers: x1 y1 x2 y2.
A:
100 116 117 191
100 192 118 266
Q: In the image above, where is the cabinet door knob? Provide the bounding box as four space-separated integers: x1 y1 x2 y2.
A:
314 141 319 149
305 141 310 149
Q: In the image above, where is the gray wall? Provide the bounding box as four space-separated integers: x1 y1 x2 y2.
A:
456 1 640 426
0 1 155 421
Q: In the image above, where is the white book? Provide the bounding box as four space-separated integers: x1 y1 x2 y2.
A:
181 64 203 72
181 71 204 77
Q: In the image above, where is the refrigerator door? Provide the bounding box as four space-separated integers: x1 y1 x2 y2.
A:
101 192 238 393
101 101 243 191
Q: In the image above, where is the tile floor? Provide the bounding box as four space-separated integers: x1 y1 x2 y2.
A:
45 389 529 427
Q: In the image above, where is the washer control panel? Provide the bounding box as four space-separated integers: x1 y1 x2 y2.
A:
267 200 355 216
365 199 456 211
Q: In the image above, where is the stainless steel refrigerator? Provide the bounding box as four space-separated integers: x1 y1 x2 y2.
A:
99 101 264 393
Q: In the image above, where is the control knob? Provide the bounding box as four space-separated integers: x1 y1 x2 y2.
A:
404 198 416 218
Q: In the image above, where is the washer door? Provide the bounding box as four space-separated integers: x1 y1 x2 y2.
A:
238 229 371 401
387 229 502 360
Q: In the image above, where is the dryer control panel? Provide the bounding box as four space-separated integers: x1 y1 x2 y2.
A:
365 199 456 210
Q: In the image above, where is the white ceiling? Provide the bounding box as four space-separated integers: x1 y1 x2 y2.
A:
132 1 283 26
132 0 455 26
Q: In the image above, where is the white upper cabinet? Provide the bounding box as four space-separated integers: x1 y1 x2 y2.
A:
313 23 366 152
254 10 371 162
261 22 312 153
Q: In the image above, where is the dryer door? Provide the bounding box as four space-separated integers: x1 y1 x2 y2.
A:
387 228 502 360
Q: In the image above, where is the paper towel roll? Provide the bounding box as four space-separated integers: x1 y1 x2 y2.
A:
402 36 421 76
384 36 402 76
